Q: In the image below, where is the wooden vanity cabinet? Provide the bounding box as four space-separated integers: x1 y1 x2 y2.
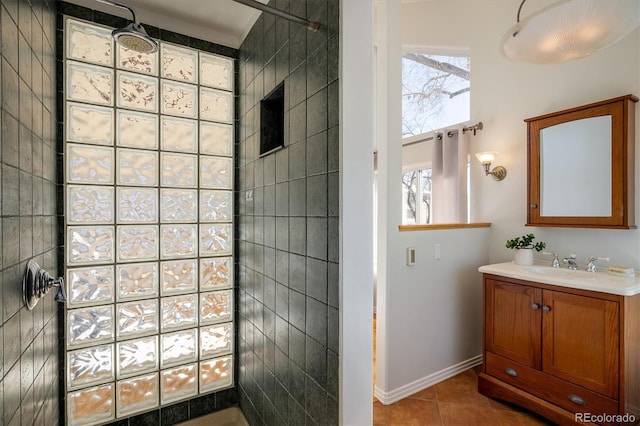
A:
479 274 640 425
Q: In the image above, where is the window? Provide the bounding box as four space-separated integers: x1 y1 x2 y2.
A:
63 17 235 423
402 169 432 225
401 52 470 224
402 52 470 137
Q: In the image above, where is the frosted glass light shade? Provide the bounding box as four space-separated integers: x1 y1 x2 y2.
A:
475 151 497 165
500 0 640 64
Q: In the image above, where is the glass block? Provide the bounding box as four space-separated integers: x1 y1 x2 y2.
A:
117 110 158 149
161 43 198 83
161 80 198 118
161 259 197 296
160 189 197 222
67 305 114 348
117 300 159 339
67 185 114 224
67 144 114 185
200 257 233 290
66 61 113 106
117 336 159 379
200 290 233 325
200 87 233 123
161 153 197 187
67 383 115 426
161 294 198 331
200 121 233 156
67 226 115 265
66 18 113 66
161 364 198 404
117 187 158 223
161 329 197 368
161 225 197 259
116 373 159 417
200 52 233 91
117 44 158 75
116 262 159 301
199 224 232 256
117 225 159 262
67 102 113 145
117 148 158 186
67 344 114 391
117 70 159 112
199 356 233 393
67 266 115 307
161 117 197 153
200 323 233 359
200 156 232 189
199 190 232 222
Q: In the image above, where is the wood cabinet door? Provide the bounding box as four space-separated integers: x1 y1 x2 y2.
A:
541 290 619 399
485 279 542 368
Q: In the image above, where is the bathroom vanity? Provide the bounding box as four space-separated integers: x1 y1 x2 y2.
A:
478 263 640 425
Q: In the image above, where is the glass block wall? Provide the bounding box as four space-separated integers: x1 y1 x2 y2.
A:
62 17 235 425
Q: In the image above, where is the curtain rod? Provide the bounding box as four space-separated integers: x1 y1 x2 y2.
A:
232 0 320 32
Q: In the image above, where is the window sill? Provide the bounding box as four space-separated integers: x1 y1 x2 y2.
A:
398 222 491 231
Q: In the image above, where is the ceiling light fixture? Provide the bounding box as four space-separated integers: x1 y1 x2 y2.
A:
500 0 640 64
96 0 159 54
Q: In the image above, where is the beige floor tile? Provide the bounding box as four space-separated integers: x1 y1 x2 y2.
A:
438 402 498 426
386 398 442 426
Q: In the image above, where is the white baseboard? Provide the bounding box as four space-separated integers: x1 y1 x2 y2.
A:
373 354 483 405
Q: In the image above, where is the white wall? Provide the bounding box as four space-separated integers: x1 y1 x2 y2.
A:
341 0 375 424
376 0 640 402
375 0 491 401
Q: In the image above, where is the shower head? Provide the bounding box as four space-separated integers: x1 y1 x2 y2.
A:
96 0 159 53
112 22 158 53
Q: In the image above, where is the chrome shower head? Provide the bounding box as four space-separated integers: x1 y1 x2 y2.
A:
96 0 159 53
112 22 158 53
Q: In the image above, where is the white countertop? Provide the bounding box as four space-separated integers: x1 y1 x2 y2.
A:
478 262 640 296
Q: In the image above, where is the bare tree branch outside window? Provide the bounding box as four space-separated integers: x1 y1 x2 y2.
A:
401 53 469 224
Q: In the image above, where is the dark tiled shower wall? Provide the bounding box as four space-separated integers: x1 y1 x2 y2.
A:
55 3 240 425
0 0 60 425
237 0 340 424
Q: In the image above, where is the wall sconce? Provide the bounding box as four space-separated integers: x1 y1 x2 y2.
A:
475 151 507 181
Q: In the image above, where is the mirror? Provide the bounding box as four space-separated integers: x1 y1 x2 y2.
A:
525 94 637 229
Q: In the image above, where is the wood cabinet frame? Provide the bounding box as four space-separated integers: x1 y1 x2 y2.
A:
525 95 638 229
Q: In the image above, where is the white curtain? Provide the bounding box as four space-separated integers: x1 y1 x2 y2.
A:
431 125 468 223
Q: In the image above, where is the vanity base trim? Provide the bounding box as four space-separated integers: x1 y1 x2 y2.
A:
479 373 602 426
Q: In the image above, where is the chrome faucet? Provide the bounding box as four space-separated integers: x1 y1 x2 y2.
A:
562 254 578 270
542 251 560 268
586 256 609 273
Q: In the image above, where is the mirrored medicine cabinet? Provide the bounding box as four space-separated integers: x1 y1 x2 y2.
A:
525 94 638 229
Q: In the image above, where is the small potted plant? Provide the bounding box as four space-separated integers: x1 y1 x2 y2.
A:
506 233 546 265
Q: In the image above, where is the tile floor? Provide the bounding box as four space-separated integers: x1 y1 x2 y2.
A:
372 316 555 425
373 367 555 426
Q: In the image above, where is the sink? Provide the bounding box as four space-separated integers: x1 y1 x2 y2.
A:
478 262 640 296
525 266 598 281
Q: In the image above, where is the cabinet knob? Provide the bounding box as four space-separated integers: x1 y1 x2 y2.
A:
542 305 551 312
530 203 538 209
504 368 518 377
568 394 586 405
531 303 540 310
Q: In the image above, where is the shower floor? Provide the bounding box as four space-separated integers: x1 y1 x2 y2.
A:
178 407 249 426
